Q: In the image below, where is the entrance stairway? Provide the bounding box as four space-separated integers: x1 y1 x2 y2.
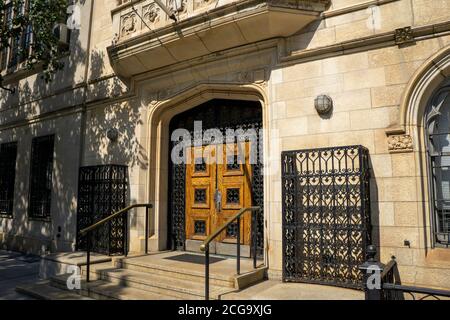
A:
16 251 267 300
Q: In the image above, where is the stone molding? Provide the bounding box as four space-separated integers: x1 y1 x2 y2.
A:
322 0 399 18
281 21 450 66
109 0 327 78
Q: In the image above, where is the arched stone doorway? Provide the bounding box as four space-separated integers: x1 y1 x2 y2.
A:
167 99 264 256
144 83 269 256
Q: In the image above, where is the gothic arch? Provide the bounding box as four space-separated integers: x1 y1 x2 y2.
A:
144 83 269 251
400 45 450 131
397 45 450 250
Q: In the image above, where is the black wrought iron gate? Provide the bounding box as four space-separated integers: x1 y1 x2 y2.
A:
76 165 128 255
282 145 371 289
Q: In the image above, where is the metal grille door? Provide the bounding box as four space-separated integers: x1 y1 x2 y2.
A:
76 165 128 255
282 145 371 289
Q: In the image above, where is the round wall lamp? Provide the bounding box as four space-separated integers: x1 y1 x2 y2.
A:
314 94 333 115
106 128 119 142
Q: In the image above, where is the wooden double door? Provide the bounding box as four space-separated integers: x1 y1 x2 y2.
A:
185 143 252 247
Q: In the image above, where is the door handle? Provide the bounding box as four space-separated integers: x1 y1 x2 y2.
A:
214 189 222 213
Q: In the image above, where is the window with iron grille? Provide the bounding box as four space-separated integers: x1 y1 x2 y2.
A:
0 142 17 217
28 135 54 220
1 1 33 70
0 4 13 71
425 82 450 247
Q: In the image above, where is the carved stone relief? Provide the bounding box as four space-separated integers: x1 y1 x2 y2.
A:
193 0 216 10
121 12 137 36
387 134 414 153
143 3 161 25
395 26 414 46
167 0 188 15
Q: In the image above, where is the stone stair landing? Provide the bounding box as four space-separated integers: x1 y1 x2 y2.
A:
17 251 267 300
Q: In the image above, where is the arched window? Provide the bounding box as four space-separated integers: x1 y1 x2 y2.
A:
425 80 450 247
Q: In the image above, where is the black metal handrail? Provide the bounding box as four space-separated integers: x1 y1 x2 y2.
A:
361 245 450 300
79 203 153 282
383 283 450 300
200 206 260 300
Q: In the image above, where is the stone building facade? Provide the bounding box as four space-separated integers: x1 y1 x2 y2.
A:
1 0 450 291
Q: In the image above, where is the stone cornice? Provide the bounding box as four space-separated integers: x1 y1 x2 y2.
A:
322 0 399 18
108 0 328 78
280 20 450 66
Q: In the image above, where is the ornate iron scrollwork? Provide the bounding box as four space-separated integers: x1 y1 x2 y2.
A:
282 145 371 289
76 165 128 256
226 188 240 204
194 188 207 203
194 220 206 235
226 222 239 238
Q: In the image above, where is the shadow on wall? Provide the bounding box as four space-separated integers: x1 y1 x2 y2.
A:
368 156 381 259
83 46 148 170
0 25 88 255
0 4 147 255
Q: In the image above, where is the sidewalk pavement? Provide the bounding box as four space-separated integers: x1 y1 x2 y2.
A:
0 250 41 300
222 280 365 300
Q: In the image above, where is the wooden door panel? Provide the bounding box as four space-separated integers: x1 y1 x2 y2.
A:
185 146 216 241
185 143 252 245
217 142 252 244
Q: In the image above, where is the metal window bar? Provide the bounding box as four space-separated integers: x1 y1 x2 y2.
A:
28 135 54 220
0 142 17 217
1 4 13 70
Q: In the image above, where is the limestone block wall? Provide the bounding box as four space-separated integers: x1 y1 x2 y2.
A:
0 0 450 291
0 113 82 255
287 0 450 53
83 0 450 289
82 97 150 252
0 1 93 255
268 38 450 288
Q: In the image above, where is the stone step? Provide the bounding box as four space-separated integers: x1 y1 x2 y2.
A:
16 281 93 300
50 274 179 300
113 253 267 290
86 264 234 300
115 256 236 288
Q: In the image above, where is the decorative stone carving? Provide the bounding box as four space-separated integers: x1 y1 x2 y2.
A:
112 33 119 46
238 71 253 83
117 0 131 6
168 0 188 15
395 26 414 45
194 0 215 10
121 12 137 36
143 3 160 24
387 134 413 153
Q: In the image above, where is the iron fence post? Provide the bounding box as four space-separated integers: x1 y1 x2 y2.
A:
237 217 241 275
86 231 91 283
205 245 210 300
125 210 129 257
145 205 149 255
252 210 257 269
359 245 384 300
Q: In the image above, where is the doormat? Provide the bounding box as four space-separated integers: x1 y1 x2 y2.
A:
164 253 225 265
